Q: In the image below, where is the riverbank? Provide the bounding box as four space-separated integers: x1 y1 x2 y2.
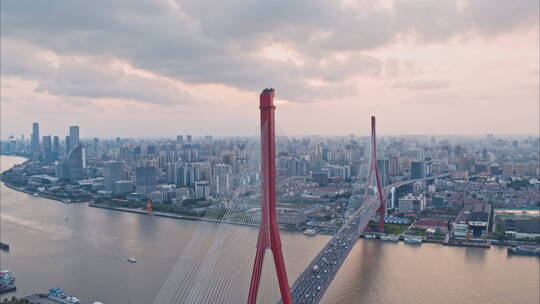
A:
1 180 87 204
89 202 271 229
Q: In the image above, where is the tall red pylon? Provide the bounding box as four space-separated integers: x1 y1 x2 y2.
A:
363 116 386 232
247 89 292 304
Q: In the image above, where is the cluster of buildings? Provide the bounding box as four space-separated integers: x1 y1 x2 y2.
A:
1 124 538 236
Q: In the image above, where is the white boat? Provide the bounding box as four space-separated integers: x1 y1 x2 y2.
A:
127 258 137 263
0 270 15 282
379 235 400 242
364 234 377 239
66 296 81 303
403 236 423 245
33 193 39 197
303 229 317 236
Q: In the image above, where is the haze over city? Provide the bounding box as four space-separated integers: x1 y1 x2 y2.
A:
1 1 540 304
1 0 539 138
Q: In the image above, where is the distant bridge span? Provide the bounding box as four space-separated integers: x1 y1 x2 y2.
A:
283 173 450 304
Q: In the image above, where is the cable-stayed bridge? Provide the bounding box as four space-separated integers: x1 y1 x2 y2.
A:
153 88 449 304
284 174 449 304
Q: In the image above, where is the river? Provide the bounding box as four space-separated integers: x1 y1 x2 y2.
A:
1 156 538 304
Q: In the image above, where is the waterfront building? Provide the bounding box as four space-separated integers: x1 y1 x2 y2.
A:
453 202 491 238
27 174 59 190
103 161 124 191
195 180 210 199
135 166 157 195
114 180 135 196
503 219 540 240
66 143 84 181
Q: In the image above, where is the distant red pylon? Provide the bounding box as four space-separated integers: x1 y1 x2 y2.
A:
146 198 153 213
362 116 386 232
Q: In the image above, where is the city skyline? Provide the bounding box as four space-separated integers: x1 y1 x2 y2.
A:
1 1 539 303
1 1 539 138
2 120 539 143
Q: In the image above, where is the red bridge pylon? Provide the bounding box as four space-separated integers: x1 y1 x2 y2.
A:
247 89 292 304
363 116 386 232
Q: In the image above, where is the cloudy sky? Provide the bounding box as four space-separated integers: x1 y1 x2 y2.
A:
1 0 538 139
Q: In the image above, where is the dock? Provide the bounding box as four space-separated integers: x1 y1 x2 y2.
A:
0 282 16 294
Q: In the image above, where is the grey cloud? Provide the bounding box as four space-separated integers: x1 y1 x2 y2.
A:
2 40 195 105
1 0 538 102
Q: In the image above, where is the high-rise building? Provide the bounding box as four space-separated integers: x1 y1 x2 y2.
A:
411 161 426 179
135 167 157 195
42 135 52 161
65 136 71 154
376 159 390 186
389 156 400 176
66 143 84 180
186 135 192 143
195 180 210 199
176 135 184 145
166 162 176 184
53 136 60 153
398 194 426 214
30 122 40 153
42 135 52 153
103 161 124 191
69 126 80 148
93 138 99 153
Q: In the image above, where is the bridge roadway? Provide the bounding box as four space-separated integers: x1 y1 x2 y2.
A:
281 174 449 304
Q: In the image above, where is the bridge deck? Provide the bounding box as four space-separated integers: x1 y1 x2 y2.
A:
281 174 449 304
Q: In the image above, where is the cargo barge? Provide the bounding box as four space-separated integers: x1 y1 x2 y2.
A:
507 246 540 257
443 241 491 249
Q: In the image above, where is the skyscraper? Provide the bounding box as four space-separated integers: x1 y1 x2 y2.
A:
65 136 71 154
42 135 52 161
66 143 84 180
42 135 52 153
176 135 184 145
53 136 60 153
103 161 123 191
411 161 426 179
376 159 390 186
389 156 400 176
69 126 80 148
135 167 157 195
93 138 99 153
30 122 40 153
